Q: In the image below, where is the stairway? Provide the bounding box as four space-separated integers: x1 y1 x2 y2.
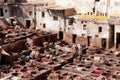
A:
0 17 11 26
15 17 25 28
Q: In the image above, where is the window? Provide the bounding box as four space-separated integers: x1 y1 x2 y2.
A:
68 18 74 25
105 13 107 16
85 21 87 23
95 0 100 2
42 12 45 17
100 13 102 16
46 3 48 6
90 12 93 15
95 35 99 37
4 0 8 3
29 11 32 15
83 25 86 30
82 34 85 36
53 16 58 20
99 27 102 32
93 7 95 13
68 28 69 30
12 8 17 16
43 23 46 28
87 12 89 15
5 9 7 13
81 21 83 24
15 0 21 3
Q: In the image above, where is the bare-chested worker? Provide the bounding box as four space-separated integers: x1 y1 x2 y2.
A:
0 46 10 64
30 47 40 59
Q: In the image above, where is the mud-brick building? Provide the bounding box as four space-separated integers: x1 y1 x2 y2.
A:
36 5 76 40
108 0 120 48
0 1 11 26
69 14 111 49
109 15 120 49
7 3 36 28
0 0 42 28
0 0 55 28
51 0 120 49
0 0 28 27
0 0 120 49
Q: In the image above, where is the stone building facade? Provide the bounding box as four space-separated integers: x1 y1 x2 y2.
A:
0 0 120 49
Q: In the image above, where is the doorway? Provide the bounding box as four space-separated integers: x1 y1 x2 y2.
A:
110 25 115 48
59 31 63 40
44 36 48 42
26 20 31 28
87 36 92 46
102 38 106 49
12 8 17 16
72 34 77 43
0 8 3 16
116 33 120 48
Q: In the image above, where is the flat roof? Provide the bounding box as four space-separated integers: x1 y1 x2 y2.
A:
70 14 108 20
46 5 74 10
110 14 120 17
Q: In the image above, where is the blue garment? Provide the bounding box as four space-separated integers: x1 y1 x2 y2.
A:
26 55 30 59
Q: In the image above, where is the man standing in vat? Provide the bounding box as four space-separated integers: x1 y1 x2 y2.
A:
0 46 10 64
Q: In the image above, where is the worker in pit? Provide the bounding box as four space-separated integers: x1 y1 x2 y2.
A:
0 46 10 64
72 44 79 57
14 24 21 30
30 47 40 59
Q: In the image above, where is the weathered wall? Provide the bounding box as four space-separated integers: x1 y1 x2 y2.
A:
55 0 107 14
67 18 110 47
21 5 34 18
0 5 10 26
0 0 4 2
1 6 10 18
109 0 120 15
36 7 65 33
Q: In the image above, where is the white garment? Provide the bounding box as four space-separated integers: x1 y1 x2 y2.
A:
77 44 81 50
26 38 33 47
94 57 100 62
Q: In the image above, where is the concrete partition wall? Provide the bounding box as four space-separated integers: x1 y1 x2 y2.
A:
76 36 87 45
63 33 72 44
63 33 87 45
